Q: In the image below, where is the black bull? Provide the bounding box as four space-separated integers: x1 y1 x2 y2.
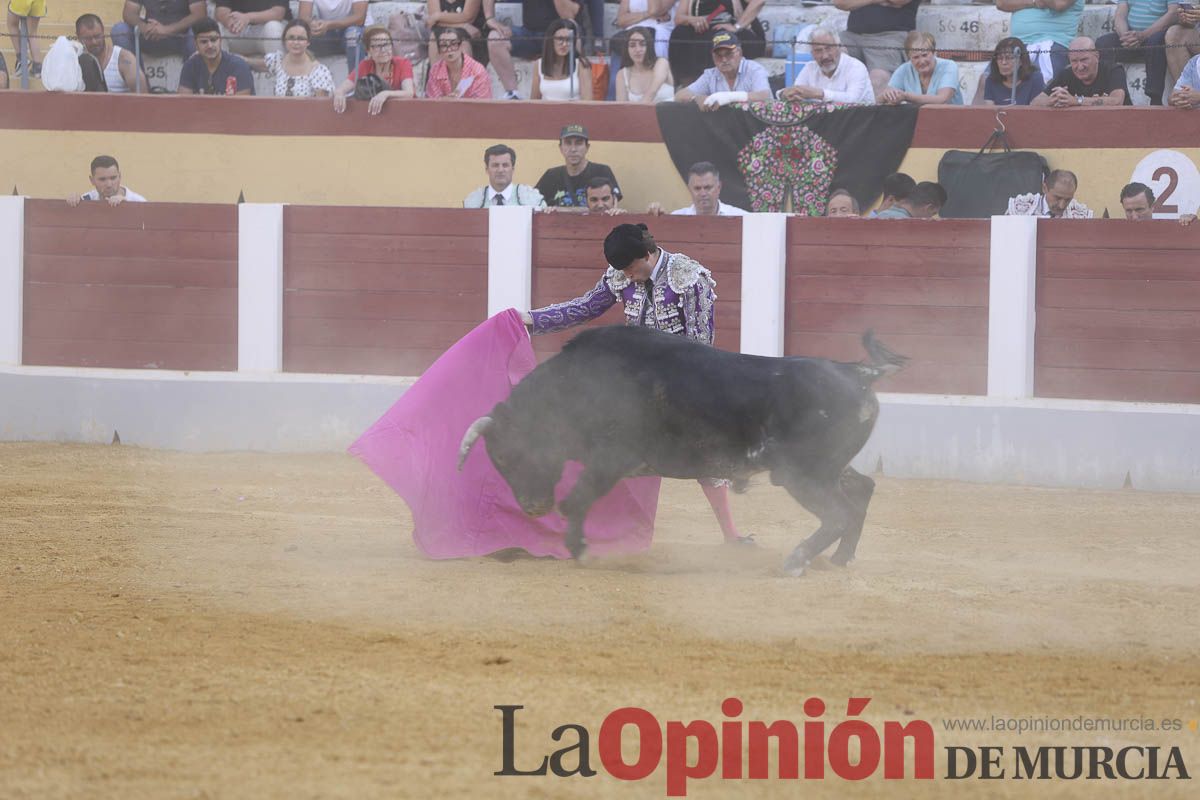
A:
458 325 907 576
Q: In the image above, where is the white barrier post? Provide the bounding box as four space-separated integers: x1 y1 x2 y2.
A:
987 215 1039 398
238 203 285 372
0 196 23 365
487 204 533 317
739 213 788 357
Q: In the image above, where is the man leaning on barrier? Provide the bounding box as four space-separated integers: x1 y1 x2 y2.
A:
66 155 148 207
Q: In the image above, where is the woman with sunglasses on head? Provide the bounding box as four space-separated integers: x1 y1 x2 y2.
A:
426 25 492 98
616 25 674 103
972 37 1045 106
248 19 335 97
531 19 592 100
333 25 415 114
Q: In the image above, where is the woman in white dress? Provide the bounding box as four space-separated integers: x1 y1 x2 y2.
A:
531 19 593 101
615 26 674 103
250 19 336 97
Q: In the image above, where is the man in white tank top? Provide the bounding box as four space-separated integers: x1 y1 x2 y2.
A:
76 14 147 93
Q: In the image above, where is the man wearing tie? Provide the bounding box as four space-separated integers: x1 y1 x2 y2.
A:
463 144 547 208
518 223 753 546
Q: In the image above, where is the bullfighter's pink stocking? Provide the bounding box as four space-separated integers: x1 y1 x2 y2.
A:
700 481 742 541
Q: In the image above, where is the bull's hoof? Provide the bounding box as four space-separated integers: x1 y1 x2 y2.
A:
783 549 811 577
566 538 587 561
829 551 854 567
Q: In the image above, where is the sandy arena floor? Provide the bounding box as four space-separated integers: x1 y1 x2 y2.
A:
1 442 1198 798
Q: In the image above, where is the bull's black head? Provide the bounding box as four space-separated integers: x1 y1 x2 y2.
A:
458 403 562 518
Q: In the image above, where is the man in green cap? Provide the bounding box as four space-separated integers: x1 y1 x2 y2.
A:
534 123 623 210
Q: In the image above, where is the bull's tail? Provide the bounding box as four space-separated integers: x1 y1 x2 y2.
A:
856 330 909 382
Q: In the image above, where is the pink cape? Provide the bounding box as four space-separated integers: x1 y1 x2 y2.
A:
348 309 661 559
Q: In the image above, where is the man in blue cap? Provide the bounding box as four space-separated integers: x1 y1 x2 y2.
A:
674 30 771 110
519 222 753 545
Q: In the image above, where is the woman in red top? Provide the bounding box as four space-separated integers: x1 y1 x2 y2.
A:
426 26 493 98
333 25 416 114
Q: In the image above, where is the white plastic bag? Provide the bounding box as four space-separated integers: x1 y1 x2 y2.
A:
41 36 85 92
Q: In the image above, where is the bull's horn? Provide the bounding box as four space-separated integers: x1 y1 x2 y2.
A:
457 416 493 470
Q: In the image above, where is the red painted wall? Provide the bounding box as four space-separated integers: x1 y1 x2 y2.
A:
1035 220 1200 403
530 213 742 358
282 207 489 375
785 218 990 395
22 200 238 370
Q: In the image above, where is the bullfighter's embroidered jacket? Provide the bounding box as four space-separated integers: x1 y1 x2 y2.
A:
529 250 718 345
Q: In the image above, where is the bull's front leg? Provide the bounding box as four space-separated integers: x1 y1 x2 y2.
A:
559 467 625 560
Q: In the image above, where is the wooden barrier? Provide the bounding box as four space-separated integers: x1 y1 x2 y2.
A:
785 218 990 395
22 200 238 370
530 213 742 358
1035 220 1200 404
282 207 489 375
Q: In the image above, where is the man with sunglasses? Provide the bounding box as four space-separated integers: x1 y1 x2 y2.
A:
177 17 255 94
426 25 492 98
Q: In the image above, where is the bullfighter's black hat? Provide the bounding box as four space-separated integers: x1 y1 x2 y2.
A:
604 223 653 270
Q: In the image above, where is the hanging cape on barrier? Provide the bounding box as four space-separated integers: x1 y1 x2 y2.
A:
656 101 919 214
349 310 661 559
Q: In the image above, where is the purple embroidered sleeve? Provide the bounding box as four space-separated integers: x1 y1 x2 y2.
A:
529 277 617 335
681 278 717 346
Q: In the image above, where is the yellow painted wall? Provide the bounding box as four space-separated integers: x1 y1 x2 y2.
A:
0 129 694 210
898 147 1200 218
4 126 1195 215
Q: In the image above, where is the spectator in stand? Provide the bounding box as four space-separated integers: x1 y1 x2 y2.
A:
879 31 962 105
1095 0 1178 105
825 188 862 217
6 0 43 78
0 52 7 88
214 0 288 56
486 0 581 100
648 161 749 215
1033 36 1130 106
464 144 546 207
535 124 622 210
996 0 1084 82
114 0 205 61
333 25 415 113
427 0 486 65
66 155 147 206
873 180 946 218
674 31 771 109
177 17 255 94
608 0 675 98
247 19 334 97
586 176 628 214
297 0 365 75
972 37 1046 105
1120 182 1156 219
870 171 915 217
532 18 592 99
833 0 921 99
76 13 147 93
615 0 675 58
1170 51 1200 106
778 26 874 105
669 0 766 88
427 25 492 98
1166 4 1200 89
615 25 674 102
1006 168 1093 217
